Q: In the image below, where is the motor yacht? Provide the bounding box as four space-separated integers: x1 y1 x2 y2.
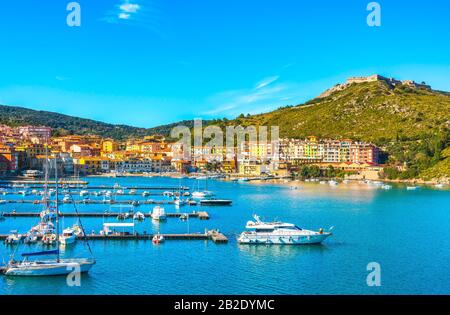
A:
237 215 332 245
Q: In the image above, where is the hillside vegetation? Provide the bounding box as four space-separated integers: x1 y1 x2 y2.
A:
206 81 450 180
0 104 197 140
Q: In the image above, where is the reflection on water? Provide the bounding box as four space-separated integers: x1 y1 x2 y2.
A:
238 243 330 260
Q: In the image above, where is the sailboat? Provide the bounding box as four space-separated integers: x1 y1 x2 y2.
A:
192 178 214 199
1 154 95 276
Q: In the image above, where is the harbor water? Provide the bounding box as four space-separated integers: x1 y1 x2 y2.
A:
0 176 449 294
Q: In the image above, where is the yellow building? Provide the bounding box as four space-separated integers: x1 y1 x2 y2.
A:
102 140 119 153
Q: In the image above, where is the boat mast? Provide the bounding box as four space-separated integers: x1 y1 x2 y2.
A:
54 155 60 263
43 143 49 210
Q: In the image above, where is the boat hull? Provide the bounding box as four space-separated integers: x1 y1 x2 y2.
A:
3 259 95 276
238 233 331 245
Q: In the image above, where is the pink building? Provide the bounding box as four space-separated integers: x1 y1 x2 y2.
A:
17 126 52 140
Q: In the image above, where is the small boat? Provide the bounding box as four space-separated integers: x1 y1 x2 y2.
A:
182 192 190 197
200 199 232 206
192 191 214 199
79 190 89 197
238 177 249 182
151 206 167 221
0 199 7 204
142 191 150 197
42 233 57 245
133 211 145 221
381 184 392 190
62 195 71 203
152 233 164 244
72 224 84 237
29 221 55 235
40 209 56 221
129 189 137 195
23 233 38 244
406 186 420 191
115 189 124 195
328 180 338 186
99 225 113 236
434 183 445 189
59 228 76 245
342 180 349 184
0 212 5 221
188 200 197 206
174 198 186 207
4 231 23 245
237 215 332 245
131 200 140 207
319 181 327 185
179 213 188 221
163 191 174 197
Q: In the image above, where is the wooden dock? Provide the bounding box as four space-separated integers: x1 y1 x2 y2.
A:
0 185 190 191
1 211 210 220
0 231 227 243
0 199 199 206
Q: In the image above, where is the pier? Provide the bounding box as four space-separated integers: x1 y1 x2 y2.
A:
1 211 210 220
0 199 217 207
0 184 190 191
0 231 227 243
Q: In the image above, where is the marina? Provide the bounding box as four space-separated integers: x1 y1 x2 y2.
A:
1 175 449 294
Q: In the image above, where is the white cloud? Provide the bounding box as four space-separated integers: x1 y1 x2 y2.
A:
119 13 130 19
120 3 140 13
202 76 304 117
255 76 279 89
103 1 141 23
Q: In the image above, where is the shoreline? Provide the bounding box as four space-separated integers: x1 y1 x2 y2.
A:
1 173 448 186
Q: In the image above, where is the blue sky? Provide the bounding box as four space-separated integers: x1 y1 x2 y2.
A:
0 0 449 127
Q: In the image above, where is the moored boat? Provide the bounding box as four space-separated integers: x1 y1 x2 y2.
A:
152 233 164 244
237 215 332 245
199 199 232 206
133 211 145 221
151 206 167 221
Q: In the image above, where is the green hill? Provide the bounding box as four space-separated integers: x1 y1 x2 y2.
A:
207 79 450 180
0 104 198 140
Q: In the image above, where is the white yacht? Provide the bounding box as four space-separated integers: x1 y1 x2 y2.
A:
192 191 214 199
237 215 332 245
151 206 167 221
59 227 76 245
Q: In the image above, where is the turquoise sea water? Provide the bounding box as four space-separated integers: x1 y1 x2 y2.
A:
0 176 449 295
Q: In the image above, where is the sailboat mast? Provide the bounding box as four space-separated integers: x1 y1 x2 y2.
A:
43 143 49 209
54 155 60 263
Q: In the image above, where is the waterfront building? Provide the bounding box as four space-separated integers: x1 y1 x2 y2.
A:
0 145 18 175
